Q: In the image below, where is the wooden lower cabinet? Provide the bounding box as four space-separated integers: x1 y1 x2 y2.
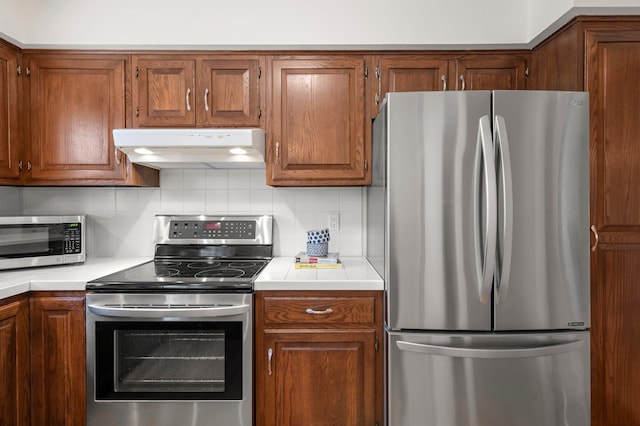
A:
255 290 383 426
0 295 30 426
30 292 85 426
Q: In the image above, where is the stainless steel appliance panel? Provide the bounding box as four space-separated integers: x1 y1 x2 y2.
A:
383 91 492 331
388 330 590 426
492 91 590 330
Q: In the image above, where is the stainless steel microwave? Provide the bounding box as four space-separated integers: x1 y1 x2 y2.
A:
0 215 86 270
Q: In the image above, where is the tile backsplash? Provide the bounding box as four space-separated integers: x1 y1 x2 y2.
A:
18 169 364 258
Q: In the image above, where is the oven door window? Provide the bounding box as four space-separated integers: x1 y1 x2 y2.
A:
95 321 243 400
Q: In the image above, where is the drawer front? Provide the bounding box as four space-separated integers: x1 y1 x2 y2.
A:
261 295 376 325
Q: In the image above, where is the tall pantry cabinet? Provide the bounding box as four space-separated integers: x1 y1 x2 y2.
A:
530 16 640 426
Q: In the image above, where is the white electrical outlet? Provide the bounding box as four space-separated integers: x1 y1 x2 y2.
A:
328 213 340 232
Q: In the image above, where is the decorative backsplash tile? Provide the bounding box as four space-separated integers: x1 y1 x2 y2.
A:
18 169 363 258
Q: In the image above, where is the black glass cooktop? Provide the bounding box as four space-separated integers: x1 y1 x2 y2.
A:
87 259 269 293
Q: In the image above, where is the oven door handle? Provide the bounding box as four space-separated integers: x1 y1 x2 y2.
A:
87 303 251 318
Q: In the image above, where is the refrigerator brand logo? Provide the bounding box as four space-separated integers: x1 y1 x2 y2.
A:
571 99 584 106
568 321 585 327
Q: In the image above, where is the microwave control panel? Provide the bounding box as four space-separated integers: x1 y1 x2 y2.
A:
63 223 82 254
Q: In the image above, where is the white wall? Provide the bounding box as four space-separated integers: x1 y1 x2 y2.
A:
20 169 363 259
4 0 529 48
527 0 640 43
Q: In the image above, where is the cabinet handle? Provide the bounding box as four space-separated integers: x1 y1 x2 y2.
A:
18 160 22 171
459 75 466 91
275 142 280 165
305 308 334 315
267 348 273 376
441 75 447 91
186 88 191 112
591 225 599 252
27 161 32 172
204 88 210 112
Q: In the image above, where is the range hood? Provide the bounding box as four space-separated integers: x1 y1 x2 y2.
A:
113 128 266 169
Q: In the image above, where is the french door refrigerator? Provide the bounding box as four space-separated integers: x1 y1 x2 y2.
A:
366 91 590 426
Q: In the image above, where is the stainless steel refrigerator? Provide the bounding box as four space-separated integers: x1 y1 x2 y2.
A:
366 91 590 426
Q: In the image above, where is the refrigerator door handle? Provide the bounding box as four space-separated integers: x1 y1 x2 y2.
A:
396 339 584 359
494 115 514 304
475 115 497 304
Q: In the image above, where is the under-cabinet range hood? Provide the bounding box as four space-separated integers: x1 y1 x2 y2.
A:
113 128 266 169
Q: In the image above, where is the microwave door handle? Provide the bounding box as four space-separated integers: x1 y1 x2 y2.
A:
475 115 497 304
87 303 250 318
494 115 514 304
396 339 584 359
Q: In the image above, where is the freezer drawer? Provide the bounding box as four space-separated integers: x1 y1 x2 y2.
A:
388 331 590 426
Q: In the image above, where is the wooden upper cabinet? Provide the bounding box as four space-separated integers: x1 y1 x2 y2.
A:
267 55 369 186
132 55 262 128
0 43 20 182
373 55 450 115
132 57 196 127
25 54 157 186
197 58 261 127
372 53 528 118
456 54 527 91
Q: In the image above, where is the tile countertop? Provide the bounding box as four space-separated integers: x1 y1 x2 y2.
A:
0 257 152 300
0 255 383 301
254 256 383 291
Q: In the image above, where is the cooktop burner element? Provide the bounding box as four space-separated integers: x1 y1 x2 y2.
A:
87 215 273 293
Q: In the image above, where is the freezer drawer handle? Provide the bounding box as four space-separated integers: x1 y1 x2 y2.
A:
396 339 584 359
305 308 333 315
87 303 250 318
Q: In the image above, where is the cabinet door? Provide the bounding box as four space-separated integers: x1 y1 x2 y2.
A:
267 56 368 186
197 58 261 127
586 29 640 426
0 43 20 181
30 294 85 426
26 55 134 184
375 55 450 115
259 329 377 426
132 56 196 127
456 55 527 90
0 296 30 426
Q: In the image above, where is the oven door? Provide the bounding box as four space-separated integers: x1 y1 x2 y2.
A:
86 293 252 426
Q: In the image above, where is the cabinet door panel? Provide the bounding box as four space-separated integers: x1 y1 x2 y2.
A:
133 57 196 127
263 330 376 426
27 56 128 183
198 58 261 127
0 44 19 181
268 57 367 186
375 56 449 117
0 297 29 426
457 56 526 90
30 294 85 426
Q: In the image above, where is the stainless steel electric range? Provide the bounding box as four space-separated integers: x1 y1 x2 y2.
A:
86 215 273 426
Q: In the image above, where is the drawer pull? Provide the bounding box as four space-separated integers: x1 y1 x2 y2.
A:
305 308 333 315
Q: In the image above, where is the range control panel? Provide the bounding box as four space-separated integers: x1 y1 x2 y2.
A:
169 220 256 240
